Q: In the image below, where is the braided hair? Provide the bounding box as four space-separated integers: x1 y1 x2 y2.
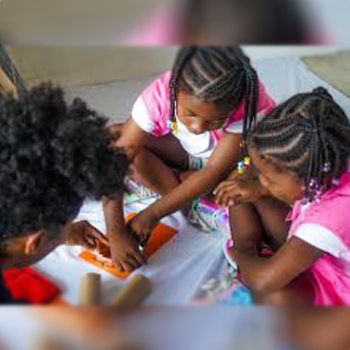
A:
169 46 260 140
248 87 350 201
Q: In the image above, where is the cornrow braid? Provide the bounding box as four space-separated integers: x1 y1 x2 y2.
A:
169 46 260 141
248 87 350 202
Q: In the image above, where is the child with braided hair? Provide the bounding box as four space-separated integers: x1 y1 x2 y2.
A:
107 46 275 272
215 87 350 305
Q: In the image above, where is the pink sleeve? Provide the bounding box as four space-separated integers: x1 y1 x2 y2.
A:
131 71 172 137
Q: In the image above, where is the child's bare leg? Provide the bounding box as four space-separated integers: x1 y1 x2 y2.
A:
132 148 180 196
110 123 186 196
229 203 264 252
253 275 315 306
178 171 196 182
229 197 315 306
253 196 291 251
132 133 189 196
143 133 189 171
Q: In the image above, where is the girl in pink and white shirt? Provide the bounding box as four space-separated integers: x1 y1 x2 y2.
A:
106 47 275 272
216 87 350 305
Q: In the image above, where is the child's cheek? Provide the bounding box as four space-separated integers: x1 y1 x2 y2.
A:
259 175 269 189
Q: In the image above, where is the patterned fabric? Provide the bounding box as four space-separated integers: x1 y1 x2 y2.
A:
188 198 230 234
124 180 159 204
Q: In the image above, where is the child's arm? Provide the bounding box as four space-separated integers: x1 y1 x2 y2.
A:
103 197 147 272
232 237 323 294
105 120 150 271
108 118 148 160
129 132 242 235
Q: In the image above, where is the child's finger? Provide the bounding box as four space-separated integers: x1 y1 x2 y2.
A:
137 250 148 265
213 181 232 195
126 254 142 269
89 227 110 246
85 236 98 249
114 260 125 273
216 181 239 198
122 259 136 273
119 259 133 273
229 195 243 207
220 189 239 207
220 191 233 207
216 186 236 206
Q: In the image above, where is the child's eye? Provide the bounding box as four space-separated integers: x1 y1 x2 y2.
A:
209 118 226 126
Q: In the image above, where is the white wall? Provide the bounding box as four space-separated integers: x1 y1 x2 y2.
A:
243 46 345 60
11 46 349 87
10 47 178 86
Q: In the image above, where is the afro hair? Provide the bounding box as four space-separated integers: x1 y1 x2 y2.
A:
0 83 129 244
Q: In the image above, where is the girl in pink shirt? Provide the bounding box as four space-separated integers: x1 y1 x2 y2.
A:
216 87 350 305
106 47 275 272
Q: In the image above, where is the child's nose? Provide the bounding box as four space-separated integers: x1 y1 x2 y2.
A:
191 123 206 135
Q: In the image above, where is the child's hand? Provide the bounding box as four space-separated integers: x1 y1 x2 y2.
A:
227 168 249 181
128 211 159 243
65 221 109 250
109 228 147 273
214 178 264 207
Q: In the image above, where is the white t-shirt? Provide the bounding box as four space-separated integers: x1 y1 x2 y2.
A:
131 71 276 159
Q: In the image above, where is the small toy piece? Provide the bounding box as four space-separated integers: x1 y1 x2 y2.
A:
79 273 101 306
32 338 65 350
113 274 151 308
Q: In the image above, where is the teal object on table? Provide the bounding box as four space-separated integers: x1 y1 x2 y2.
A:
221 284 253 306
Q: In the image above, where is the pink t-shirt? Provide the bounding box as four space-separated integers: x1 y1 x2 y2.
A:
288 172 350 306
132 71 275 158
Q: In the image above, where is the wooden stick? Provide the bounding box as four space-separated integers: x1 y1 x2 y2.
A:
79 273 102 306
0 65 18 97
113 274 151 308
33 338 65 350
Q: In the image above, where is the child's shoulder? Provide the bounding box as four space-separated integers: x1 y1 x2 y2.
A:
297 172 350 236
142 71 172 101
139 70 172 116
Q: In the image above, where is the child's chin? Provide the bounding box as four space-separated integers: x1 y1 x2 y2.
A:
274 194 290 205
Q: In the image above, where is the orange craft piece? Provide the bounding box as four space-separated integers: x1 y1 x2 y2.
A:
50 298 70 306
80 214 177 280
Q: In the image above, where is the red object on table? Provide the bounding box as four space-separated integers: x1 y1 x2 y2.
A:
3 267 61 304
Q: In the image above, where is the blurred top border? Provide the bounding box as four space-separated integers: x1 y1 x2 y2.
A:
0 0 348 45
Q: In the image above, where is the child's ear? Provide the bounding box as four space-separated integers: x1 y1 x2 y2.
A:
24 230 45 255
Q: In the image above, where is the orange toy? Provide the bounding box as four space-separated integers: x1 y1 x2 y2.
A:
80 215 177 280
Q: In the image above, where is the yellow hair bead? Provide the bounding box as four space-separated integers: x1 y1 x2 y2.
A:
244 157 251 167
167 120 178 134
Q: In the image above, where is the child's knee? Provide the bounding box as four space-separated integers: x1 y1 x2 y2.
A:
253 290 293 306
253 282 314 306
